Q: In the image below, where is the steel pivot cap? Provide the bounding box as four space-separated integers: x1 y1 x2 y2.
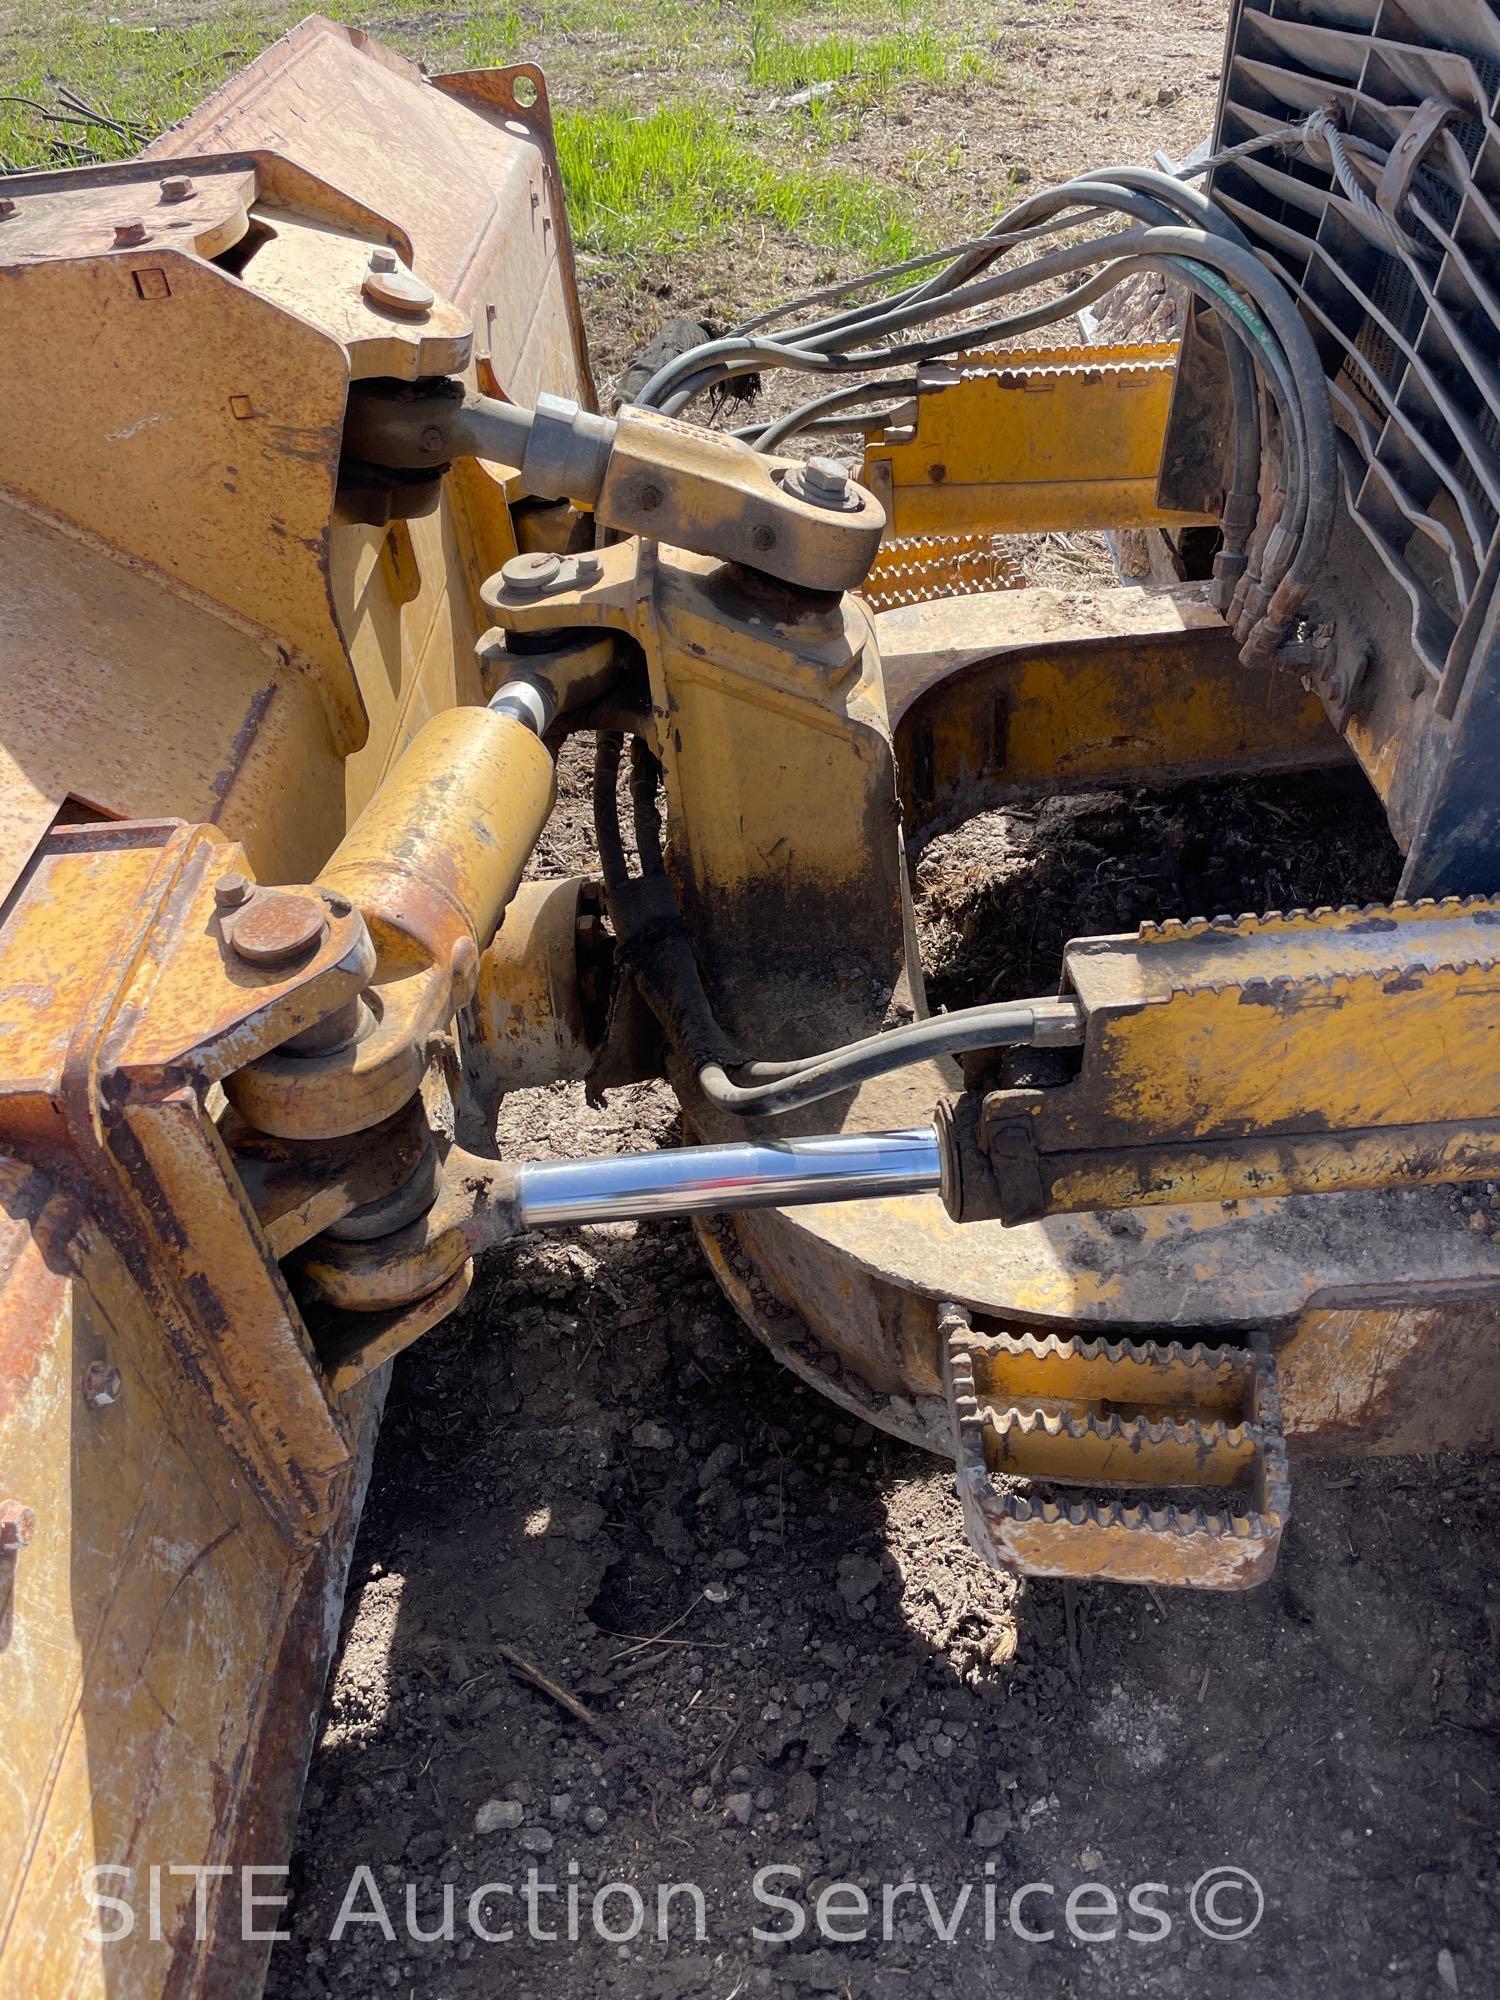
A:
501 551 564 595
227 890 328 966
787 456 860 511
362 246 435 316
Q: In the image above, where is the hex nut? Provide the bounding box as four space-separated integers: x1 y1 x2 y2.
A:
804 457 850 499
786 456 858 511
113 218 149 247
215 872 251 911
158 176 195 203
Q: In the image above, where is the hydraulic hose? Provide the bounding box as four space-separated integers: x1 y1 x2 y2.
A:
696 997 1083 1118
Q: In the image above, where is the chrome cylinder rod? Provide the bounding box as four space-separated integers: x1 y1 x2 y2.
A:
515 1127 941 1229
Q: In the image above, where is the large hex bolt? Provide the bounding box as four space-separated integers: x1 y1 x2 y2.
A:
802 458 850 505
787 456 859 512
214 872 251 912
0 1501 36 1554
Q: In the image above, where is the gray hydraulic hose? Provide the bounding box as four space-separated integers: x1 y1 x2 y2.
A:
698 997 1084 1118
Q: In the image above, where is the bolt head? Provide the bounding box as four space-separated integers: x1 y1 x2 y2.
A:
83 1361 123 1409
803 456 850 498
226 890 328 967
0 1501 36 1553
419 424 446 454
368 247 398 272
574 552 603 584
113 217 148 247
0 197 16 220
787 456 858 512
158 175 194 203
214 872 251 911
500 551 564 595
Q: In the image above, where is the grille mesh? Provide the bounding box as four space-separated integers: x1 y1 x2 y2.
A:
1211 0 1500 683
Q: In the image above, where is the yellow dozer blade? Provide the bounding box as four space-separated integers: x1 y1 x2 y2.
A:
0 20 591 1995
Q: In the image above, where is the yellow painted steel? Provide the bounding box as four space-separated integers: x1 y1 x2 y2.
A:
945 1324 1288 1589
875 585 1339 830
861 530 1024 612
1016 899 1500 1212
968 1329 1254 1419
862 342 1216 540
2 17 1499 1985
483 536 911 1052
0 23 592 2000
459 876 600 1108
322 704 556 963
985 1409 1259 1487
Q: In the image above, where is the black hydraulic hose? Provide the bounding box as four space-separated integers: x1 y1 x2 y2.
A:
1076 168 1263 561
736 205 1116 357
656 217 1321 467
678 271 1138 425
656 249 1210 421
712 253 1303 526
593 731 628 895
636 176 1155 410
630 735 666 875
697 998 1083 1118
732 120 1314 350
733 232 1015 336
658 251 1310 637
743 375 921 451
859 207 1334 626
634 198 1333 652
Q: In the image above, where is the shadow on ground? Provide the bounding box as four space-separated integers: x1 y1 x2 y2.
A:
265 1180 1500 2000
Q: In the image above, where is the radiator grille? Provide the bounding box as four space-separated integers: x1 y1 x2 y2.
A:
1210 0 1500 688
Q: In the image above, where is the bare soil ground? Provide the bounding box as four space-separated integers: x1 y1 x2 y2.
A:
573 0 1230 394
262 10 1500 1999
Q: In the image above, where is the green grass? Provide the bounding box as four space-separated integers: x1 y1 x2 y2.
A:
0 2 977 264
0 3 537 169
745 11 986 97
554 97 921 261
